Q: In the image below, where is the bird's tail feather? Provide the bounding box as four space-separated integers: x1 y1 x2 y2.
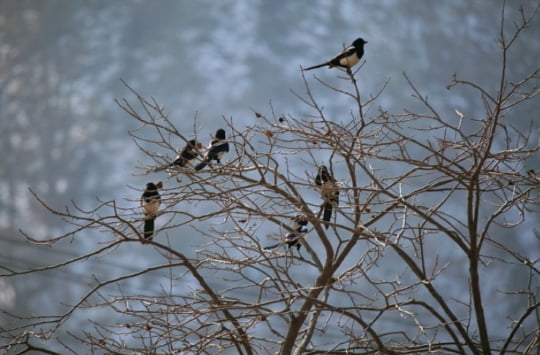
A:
194 160 208 171
264 243 281 250
322 202 333 229
144 218 155 240
303 62 328 71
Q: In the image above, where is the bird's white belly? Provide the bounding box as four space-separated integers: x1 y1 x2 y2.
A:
143 200 160 215
339 54 359 68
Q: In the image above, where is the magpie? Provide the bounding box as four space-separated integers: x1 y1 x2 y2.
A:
264 215 309 257
154 140 202 172
315 166 339 229
141 181 162 241
194 128 229 171
171 139 201 168
303 37 367 71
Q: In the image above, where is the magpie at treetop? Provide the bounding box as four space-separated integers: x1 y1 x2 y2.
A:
141 181 162 241
154 139 202 172
171 139 202 168
194 129 229 171
303 37 367 71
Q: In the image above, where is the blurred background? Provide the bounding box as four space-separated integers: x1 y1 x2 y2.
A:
1 0 538 350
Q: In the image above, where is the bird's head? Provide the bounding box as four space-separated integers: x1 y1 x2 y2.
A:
353 38 367 47
215 129 226 140
318 165 329 177
188 139 203 149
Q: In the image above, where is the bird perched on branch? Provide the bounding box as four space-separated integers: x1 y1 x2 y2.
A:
154 139 202 172
315 166 339 229
264 215 309 257
195 128 229 171
303 37 367 72
171 139 202 168
141 181 162 241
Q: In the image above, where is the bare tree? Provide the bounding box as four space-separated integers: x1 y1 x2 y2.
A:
2 3 539 354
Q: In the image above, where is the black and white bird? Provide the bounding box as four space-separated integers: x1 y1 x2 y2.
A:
141 181 162 241
303 37 367 72
154 140 202 172
264 215 309 257
315 166 339 229
194 129 229 171
171 139 201 168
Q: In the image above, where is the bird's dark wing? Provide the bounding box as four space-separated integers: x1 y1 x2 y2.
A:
208 141 229 160
195 141 229 171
